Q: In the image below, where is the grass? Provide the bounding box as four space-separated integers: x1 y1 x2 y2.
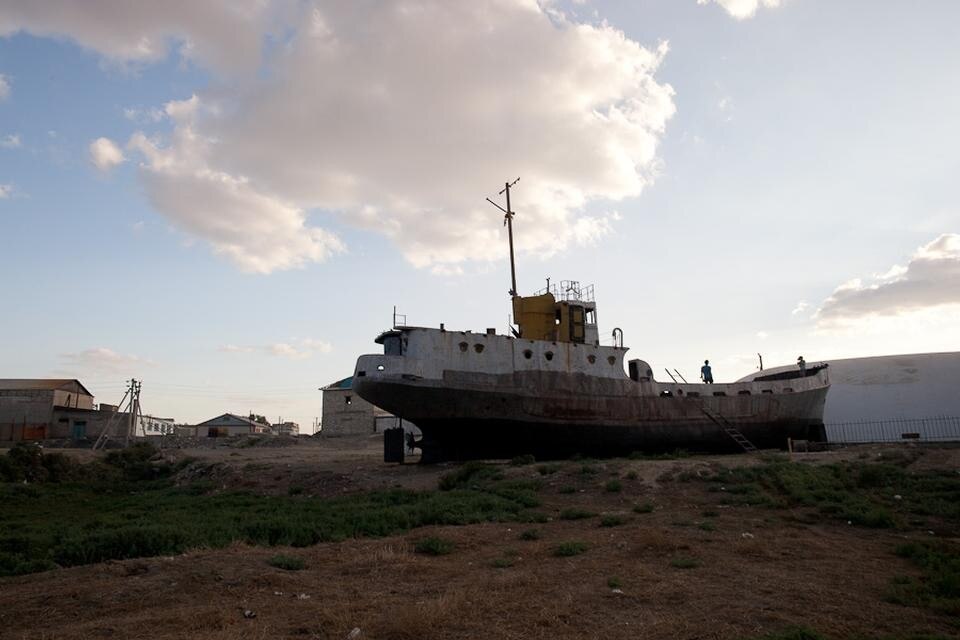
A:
491 556 514 568
599 514 627 527
414 537 454 556
633 502 655 514
267 554 305 571
537 463 563 475
607 576 622 589
553 541 588 557
700 458 960 530
558 486 577 494
604 479 622 493
519 529 541 541
559 508 596 520
0 449 544 577
624 471 638 480
670 556 700 569
884 541 960 615
698 521 716 532
509 454 535 466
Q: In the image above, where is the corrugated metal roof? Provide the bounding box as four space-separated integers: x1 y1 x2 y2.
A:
194 413 265 428
0 379 94 396
321 376 353 390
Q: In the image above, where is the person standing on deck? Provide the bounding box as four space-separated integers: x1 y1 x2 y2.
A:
797 356 806 375
700 360 714 384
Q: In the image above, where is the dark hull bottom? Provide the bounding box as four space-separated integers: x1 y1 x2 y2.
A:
411 418 827 463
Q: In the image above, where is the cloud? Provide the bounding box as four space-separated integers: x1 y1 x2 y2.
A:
696 0 781 20
89 137 125 171
1 134 20 148
0 1 282 72
123 106 165 124
59 347 154 375
0 184 11 198
0 74 8 100
815 234 960 327
21 1 674 274
791 300 809 315
220 338 333 359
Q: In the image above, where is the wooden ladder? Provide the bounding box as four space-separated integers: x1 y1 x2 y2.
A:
701 406 757 453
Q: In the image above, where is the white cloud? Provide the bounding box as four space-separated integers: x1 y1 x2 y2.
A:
89 137 125 171
0 1 282 72
123 106 165 124
23 1 674 274
791 300 809 315
59 347 154 375
756 331 769 340
697 0 782 20
0 134 21 148
0 74 9 100
815 234 960 327
220 338 332 359
0 184 12 198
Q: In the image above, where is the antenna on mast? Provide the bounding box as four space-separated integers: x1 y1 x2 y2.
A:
486 177 520 297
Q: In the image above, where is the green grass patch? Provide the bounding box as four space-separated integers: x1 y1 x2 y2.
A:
559 508 596 520
580 464 599 475
633 502 655 514
625 470 638 480
0 452 543 576
414 536 455 556
537 463 563 475
519 529 541 541
600 515 627 527
604 479 622 493
267 554 305 571
698 521 716 532
607 576 622 589
670 556 700 569
553 541 588 557
885 541 960 615
703 458 960 529
438 461 503 491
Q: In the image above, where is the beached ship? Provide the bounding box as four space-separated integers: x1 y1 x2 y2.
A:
353 181 830 462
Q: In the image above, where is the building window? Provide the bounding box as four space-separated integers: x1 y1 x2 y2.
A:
474 344 485 353
345 395 353 405
459 342 468 352
587 354 596 364
544 351 554 361
523 349 533 359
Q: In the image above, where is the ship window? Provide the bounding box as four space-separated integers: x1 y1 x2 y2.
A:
713 391 726 397
607 356 616 365
761 389 773 394
783 387 794 393
588 354 596 364
545 351 554 361
345 395 352 405
660 390 673 397
738 390 751 396
474 344 484 353
676 389 684 396
523 349 532 359
458 341 468 352
377 364 385 371
383 336 403 355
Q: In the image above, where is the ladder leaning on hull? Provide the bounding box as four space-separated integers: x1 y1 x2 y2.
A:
700 405 757 453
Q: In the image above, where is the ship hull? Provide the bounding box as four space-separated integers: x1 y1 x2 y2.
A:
353 371 829 462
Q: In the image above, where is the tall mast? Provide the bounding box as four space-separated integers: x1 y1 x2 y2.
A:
486 177 520 297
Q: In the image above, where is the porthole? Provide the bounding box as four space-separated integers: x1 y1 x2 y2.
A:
377 364 385 371
737 390 751 396
545 351 554 361
458 342 468 352
474 344 485 353
607 356 616 365
713 391 726 397
523 349 533 359
587 354 596 364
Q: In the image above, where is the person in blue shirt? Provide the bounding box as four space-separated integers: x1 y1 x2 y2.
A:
700 360 714 384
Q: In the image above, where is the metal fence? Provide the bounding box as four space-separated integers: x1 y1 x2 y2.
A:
825 415 960 444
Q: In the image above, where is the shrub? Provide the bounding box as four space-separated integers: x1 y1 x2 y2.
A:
438 462 502 491
537 463 562 475
492 557 514 568
625 471 638 480
600 515 627 527
607 577 622 589
670 556 700 569
267 554 305 571
558 486 576 494
633 502 655 514
415 536 454 556
519 529 541 541
288 485 304 496
510 454 535 466
559 508 596 520
553 541 588 557
604 480 622 493
698 521 716 532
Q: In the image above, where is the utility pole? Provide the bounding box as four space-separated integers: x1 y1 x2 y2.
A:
486 177 520 297
94 378 141 450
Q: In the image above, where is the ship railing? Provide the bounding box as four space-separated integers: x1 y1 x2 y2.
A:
532 280 595 303
825 415 960 444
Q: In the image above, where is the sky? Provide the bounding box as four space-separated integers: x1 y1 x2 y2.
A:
1 0 958 431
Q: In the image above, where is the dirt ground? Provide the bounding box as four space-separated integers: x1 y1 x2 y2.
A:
1 439 958 640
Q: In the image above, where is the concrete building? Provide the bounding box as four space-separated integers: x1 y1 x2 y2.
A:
136 415 176 437
0 379 95 440
272 421 300 436
320 376 419 439
195 413 270 437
